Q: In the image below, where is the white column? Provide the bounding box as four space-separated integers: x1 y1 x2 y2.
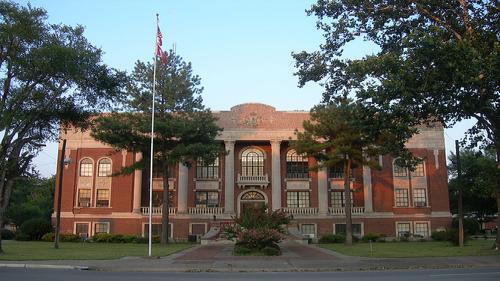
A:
363 165 373 212
318 167 328 215
224 141 235 214
270 140 282 211
132 152 142 214
178 162 188 213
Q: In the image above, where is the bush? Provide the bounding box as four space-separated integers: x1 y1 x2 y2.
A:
431 231 448 241
319 234 345 243
60 233 80 242
362 233 380 242
1 229 15 240
15 232 30 241
261 245 280 256
233 244 252 255
135 237 148 244
452 218 481 235
92 233 113 243
19 218 51 240
41 232 54 242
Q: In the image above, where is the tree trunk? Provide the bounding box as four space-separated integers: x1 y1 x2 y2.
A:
161 163 170 245
496 147 500 250
0 208 4 254
0 178 15 254
344 157 353 246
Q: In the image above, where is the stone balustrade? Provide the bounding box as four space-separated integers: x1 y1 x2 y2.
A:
187 207 225 215
328 207 365 215
236 174 269 188
141 207 177 215
281 207 319 215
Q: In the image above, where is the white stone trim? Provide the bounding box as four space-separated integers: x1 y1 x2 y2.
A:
271 140 282 210
224 141 235 214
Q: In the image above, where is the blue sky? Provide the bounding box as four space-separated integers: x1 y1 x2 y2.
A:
16 0 471 177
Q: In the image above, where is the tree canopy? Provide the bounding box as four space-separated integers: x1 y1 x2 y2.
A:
292 98 415 245
92 50 222 244
0 1 125 253
294 0 499 248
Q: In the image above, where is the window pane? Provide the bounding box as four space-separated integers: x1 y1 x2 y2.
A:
96 189 110 207
393 161 408 177
196 157 219 179
95 223 109 234
241 149 264 176
143 223 163 237
411 162 425 177
397 223 411 237
301 224 316 236
98 158 111 177
413 188 427 207
395 189 409 207
80 159 93 177
286 150 309 178
78 189 91 207
75 223 89 237
414 223 429 238
195 191 219 208
335 223 361 236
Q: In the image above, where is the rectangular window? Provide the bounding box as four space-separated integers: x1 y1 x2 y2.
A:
413 188 427 207
393 163 408 177
414 222 429 238
77 189 91 207
286 191 310 208
191 223 206 235
300 224 316 238
411 162 424 177
395 189 409 207
94 222 109 234
334 223 362 236
397 222 411 237
75 223 89 238
286 162 309 179
98 161 111 177
143 223 162 237
196 158 219 179
96 189 110 207
195 191 219 208
330 191 353 208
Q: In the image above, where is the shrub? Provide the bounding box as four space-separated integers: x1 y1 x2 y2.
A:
15 232 30 241
261 245 280 256
362 233 380 242
19 218 51 240
41 232 54 242
60 233 80 242
1 229 15 240
319 234 345 243
452 218 480 235
431 231 448 241
447 228 470 246
233 244 252 255
135 237 148 244
92 233 113 243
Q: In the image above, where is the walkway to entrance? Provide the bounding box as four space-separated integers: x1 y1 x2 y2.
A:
174 241 338 262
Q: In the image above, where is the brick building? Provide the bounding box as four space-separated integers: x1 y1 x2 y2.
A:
54 103 451 240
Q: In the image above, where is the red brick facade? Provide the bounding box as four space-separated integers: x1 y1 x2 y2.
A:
54 103 451 240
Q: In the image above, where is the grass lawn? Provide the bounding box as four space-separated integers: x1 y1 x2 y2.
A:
0 240 193 260
319 240 500 258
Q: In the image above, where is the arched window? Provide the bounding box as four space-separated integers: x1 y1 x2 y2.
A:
79 158 93 177
241 148 264 177
98 158 112 177
392 159 408 177
286 149 309 179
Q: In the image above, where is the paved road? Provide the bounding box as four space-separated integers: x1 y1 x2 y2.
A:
1 267 500 281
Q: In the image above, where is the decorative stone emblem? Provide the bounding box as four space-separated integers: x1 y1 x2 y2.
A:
239 112 262 128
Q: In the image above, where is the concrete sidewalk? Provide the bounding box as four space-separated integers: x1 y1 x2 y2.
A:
1 241 500 272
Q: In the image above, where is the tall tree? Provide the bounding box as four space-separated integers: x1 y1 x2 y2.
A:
92 50 222 245
448 149 499 226
293 0 500 248
291 98 414 245
0 1 125 253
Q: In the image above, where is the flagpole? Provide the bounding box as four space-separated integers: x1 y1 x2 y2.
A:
148 13 159 257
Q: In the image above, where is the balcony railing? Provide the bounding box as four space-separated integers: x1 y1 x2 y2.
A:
328 207 365 215
282 207 318 215
237 174 269 188
187 207 224 215
141 207 177 215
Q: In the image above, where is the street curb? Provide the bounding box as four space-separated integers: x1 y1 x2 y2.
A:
0 263 88 270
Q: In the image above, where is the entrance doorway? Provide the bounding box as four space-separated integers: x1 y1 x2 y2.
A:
239 190 267 216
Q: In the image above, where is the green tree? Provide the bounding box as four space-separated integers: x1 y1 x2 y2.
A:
6 175 55 227
92 50 222 245
0 1 125 253
293 0 499 248
448 149 499 227
291 98 414 245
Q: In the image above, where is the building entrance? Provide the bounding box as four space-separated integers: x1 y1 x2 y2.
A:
239 190 266 216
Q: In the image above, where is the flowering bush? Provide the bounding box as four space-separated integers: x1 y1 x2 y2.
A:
226 205 290 255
